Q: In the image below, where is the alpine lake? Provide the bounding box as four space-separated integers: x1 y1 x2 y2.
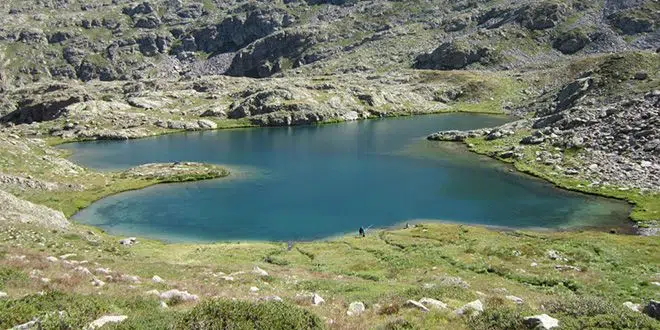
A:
60 114 631 242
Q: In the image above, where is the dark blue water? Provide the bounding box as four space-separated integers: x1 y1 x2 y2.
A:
61 114 630 242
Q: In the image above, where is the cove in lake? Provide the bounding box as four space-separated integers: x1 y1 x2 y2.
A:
61 114 630 242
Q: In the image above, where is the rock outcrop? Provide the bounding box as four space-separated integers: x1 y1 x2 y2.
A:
0 189 69 229
414 41 497 70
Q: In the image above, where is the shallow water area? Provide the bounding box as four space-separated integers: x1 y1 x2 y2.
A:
60 114 631 242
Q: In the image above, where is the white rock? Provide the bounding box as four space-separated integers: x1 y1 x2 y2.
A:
530 262 538 267
454 300 483 316
75 266 92 276
261 295 283 302
347 301 366 316
523 314 559 329
10 319 38 330
152 275 165 284
250 286 260 292
404 300 429 312
506 295 524 304
59 253 76 260
121 275 140 283
221 276 234 281
160 301 168 308
623 301 641 312
651 282 660 287
86 315 128 329
145 289 160 296
253 266 269 277
46 256 58 262
197 119 218 129
159 289 198 302
419 297 448 309
312 293 325 306
40 278 50 283
119 237 137 246
0 291 7 299
95 268 111 275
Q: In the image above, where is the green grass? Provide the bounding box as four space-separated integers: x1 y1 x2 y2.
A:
0 221 658 329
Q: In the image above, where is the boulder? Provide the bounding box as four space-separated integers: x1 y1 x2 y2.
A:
347 301 366 316
119 237 138 246
523 314 559 329
404 299 430 312
553 30 590 55
87 315 128 329
0 190 69 229
0 291 7 299
197 119 217 129
555 78 592 112
454 300 483 316
414 41 496 70
506 295 524 304
518 2 565 30
201 109 227 118
159 289 199 302
252 266 269 276
152 275 165 284
520 136 545 145
312 293 325 306
643 300 659 320
419 297 448 310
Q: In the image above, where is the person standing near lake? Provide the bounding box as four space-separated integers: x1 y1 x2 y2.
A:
359 227 365 237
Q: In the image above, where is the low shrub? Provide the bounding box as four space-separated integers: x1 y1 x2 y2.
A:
178 299 324 330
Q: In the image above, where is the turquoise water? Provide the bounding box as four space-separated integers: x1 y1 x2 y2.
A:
61 114 630 242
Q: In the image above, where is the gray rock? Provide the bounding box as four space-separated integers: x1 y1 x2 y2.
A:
419 297 448 309
159 289 198 302
404 299 430 312
506 295 524 304
643 300 659 320
553 30 590 54
555 78 592 112
454 300 483 316
0 190 69 229
197 119 217 129
415 41 496 70
347 301 366 316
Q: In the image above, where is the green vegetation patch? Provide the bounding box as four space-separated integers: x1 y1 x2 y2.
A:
178 300 324 330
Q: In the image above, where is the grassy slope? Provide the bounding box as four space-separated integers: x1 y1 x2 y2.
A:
1 222 658 329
